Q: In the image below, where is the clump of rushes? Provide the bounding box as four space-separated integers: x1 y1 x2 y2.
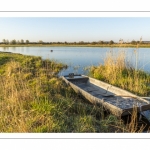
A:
90 50 150 96
0 52 146 132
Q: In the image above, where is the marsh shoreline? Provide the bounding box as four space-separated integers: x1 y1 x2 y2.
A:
1 44 150 48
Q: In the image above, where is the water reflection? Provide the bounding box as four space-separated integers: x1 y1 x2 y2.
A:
0 47 150 75
2 47 9 51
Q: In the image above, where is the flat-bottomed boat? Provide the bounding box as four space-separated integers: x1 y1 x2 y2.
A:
61 74 150 117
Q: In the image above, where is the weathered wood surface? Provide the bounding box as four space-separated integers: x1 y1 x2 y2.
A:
61 75 150 117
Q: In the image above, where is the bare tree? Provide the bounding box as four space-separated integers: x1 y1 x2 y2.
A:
17 40 20 44
98 40 104 44
11 39 16 45
109 40 114 44
26 40 29 44
2 39 6 44
6 39 9 44
21 39 24 44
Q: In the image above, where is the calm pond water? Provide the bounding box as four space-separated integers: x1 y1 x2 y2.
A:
0 47 150 76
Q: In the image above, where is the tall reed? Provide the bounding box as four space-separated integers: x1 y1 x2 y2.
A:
90 49 150 96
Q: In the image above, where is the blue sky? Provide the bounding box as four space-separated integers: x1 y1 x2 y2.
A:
0 17 150 43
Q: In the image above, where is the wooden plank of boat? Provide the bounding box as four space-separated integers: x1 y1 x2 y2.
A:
61 74 150 117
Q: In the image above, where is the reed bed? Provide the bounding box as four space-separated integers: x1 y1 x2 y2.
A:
90 50 150 96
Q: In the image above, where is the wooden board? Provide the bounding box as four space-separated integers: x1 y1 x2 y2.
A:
61 75 150 117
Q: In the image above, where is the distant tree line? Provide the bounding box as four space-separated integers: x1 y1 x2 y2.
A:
1 39 115 45
130 40 144 44
2 39 30 45
1 39 150 45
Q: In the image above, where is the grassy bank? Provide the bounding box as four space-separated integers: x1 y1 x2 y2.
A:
0 52 147 132
89 50 150 97
1 43 150 48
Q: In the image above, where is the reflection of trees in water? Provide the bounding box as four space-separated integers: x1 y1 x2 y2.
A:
3 47 9 51
11 47 16 51
1 47 150 74
20 47 25 53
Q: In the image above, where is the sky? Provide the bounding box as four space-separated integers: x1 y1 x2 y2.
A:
0 17 150 43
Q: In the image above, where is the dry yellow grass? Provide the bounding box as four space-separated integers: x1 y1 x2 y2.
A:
0 52 148 133
90 50 150 96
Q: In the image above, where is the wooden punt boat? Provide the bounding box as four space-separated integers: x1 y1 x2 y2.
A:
61 74 150 117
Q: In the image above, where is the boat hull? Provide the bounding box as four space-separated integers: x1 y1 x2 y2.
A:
61 75 150 117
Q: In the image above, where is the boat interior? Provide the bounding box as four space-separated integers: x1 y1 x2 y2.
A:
64 75 149 110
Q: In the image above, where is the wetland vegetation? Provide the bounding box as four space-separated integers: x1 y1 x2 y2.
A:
1 43 150 48
89 50 150 97
0 52 149 132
